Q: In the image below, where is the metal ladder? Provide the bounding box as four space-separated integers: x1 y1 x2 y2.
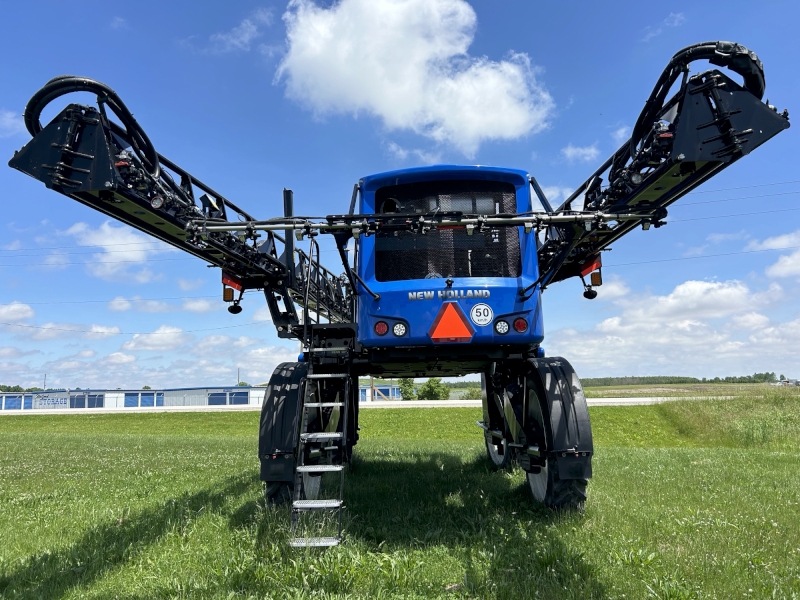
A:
290 351 350 548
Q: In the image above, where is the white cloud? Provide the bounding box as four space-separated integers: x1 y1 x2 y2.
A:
3 240 21 251
561 143 599 164
109 297 132 312
241 345 302 383
0 302 34 322
18 322 121 341
178 278 205 291
102 352 136 365
253 304 273 322
110 16 128 30
707 231 749 244
182 299 217 313
63 221 174 282
122 326 192 351
641 12 686 42
547 279 790 377
209 8 273 53
277 0 554 157
611 126 630 145
113 297 159 312
385 141 441 165
540 186 574 206
85 325 122 339
729 312 770 331
664 12 686 27
765 250 800 278
76 349 96 358
192 335 260 356
746 229 800 251
0 347 20 359
597 277 630 301
747 229 800 278
0 109 26 138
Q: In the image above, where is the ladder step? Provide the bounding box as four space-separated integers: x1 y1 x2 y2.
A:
307 373 348 379
304 402 344 408
293 499 343 510
290 537 340 547
300 432 343 441
296 464 344 473
309 347 349 352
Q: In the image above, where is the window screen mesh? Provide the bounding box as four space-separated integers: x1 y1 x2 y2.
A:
374 180 521 282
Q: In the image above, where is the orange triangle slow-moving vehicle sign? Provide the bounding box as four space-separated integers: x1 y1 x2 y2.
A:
428 302 475 343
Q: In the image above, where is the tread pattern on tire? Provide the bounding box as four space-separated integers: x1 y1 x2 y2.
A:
536 457 587 510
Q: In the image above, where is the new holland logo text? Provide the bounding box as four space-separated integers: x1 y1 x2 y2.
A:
408 290 490 301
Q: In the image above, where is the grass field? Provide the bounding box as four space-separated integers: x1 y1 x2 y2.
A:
0 389 799 599
582 382 781 399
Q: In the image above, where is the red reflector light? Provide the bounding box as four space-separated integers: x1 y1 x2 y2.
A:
374 321 389 336
513 318 528 333
222 272 243 291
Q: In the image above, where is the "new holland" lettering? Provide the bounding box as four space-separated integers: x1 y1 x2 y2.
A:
408 290 490 301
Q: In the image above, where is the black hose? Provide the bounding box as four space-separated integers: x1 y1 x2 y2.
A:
23 76 160 180
614 41 766 180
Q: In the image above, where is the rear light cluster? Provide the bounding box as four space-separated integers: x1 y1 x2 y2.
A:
494 317 528 335
374 321 408 337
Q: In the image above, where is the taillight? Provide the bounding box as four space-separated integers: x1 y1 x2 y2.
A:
374 321 389 336
513 318 528 333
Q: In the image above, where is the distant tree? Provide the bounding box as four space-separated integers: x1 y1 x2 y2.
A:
416 378 450 400
142 385 151 390
237 381 249 387
780 374 786 381
398 378 416 401
460 386 482 400
0 385 25 392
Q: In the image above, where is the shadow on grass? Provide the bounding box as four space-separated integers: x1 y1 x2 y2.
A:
1 452 605 598
338 451 606 597
0 472 259 600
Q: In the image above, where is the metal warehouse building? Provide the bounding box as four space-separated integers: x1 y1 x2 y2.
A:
0 387 267 411
1 384 403 411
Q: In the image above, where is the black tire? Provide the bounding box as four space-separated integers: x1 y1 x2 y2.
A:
265 482 293 505
484 431 512 469
259 362 307 504
524 364 587 511
526 458 587 510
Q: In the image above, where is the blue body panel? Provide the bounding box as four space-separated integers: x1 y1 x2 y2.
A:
355 165 544 348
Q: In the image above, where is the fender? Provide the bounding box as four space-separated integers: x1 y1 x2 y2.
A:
259 361 308 483
525 357 593 479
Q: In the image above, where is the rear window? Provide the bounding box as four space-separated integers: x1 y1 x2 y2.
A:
374 180 521 282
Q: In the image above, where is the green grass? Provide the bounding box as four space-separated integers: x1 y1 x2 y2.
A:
1 389 799 599
583 382 776 399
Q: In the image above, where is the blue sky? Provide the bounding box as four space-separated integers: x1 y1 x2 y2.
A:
0 0 798 389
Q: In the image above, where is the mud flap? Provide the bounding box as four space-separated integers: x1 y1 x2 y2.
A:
526 357 593 479
259 361 308 483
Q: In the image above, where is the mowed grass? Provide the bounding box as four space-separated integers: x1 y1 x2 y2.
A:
0 391 798 599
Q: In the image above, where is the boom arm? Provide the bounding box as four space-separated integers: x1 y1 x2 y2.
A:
535 41 789 289
8 76 352 340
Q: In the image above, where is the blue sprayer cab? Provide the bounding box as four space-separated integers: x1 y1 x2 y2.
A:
355 166 543 351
